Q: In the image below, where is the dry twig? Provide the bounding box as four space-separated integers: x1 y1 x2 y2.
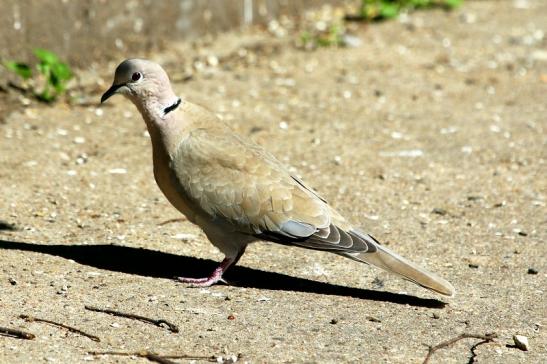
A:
423 332 498 364
0 326 35 340
84 305 179 333
19 314 100 342
88 350 216 364
157 217 186 226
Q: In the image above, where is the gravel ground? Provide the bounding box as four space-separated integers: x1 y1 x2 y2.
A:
1 1 545 363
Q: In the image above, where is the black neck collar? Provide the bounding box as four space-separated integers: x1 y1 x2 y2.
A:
163 98 181 115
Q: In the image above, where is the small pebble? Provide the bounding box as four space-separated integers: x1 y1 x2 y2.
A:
432 208 447 216
172 233 197 241
461 145 473 154
432 313 440 319
380 149 424 158
227 314 235 320
8 277 17 285
342 34 362 48
108 168 127 174
531 50 547 62
513 335 529 351
216 355 239 364
76 153 88 165
372 277 384 288
366 316 381 323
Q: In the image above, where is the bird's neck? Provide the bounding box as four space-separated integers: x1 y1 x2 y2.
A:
137 96 189 158
136 94 181 122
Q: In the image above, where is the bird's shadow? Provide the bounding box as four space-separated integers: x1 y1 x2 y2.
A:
0 239 447 308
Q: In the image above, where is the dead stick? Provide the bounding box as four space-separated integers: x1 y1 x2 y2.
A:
19 315 100 342
89 351 176 364
88 351 216 364
0 326 35 340
84 305 179 333
163 354 217 361
157 217 186 226
423 332 498 364
7 81 29 95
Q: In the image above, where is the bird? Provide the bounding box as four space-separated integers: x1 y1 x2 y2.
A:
101 59 455 296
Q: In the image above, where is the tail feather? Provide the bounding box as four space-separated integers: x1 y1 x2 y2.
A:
343 232 455 296
264 220 455 296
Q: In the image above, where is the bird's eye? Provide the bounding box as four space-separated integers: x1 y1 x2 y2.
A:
131 72 142 82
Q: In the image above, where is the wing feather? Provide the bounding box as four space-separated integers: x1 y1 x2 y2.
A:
171 128 362 245
171 129 330 236
171 127 378 253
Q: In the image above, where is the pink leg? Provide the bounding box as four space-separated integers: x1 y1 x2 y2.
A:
177 249 245 287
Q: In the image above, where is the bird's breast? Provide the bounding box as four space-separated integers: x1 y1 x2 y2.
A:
151 146 198 224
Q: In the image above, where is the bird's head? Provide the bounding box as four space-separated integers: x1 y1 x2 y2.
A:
101 59 173 105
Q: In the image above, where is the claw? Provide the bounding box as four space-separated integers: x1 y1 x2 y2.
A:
176 250 244 287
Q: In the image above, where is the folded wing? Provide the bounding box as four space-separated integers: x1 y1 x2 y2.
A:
170 127 454 296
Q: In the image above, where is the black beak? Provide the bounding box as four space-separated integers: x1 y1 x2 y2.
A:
100 84 123 103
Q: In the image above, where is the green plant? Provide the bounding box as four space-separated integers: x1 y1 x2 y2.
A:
360 0 463 21
300 22 347 49
4 48 73 102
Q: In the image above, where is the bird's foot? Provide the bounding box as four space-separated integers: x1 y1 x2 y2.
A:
176 250 246 288
176 267 227 287
176 257 235 287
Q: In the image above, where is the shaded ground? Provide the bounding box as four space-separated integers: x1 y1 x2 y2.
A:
1 1 545 363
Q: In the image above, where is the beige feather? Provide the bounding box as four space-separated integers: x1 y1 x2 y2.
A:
101 59 455 295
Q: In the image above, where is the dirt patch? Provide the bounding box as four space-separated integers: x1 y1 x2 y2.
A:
1 1 545 363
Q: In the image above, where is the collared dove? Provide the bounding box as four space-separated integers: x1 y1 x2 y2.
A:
101 59 455 296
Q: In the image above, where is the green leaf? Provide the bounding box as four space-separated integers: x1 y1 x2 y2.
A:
37 88 55 102
4 48 72 102
443 0 463 8
300 31 312 44
33 48 59 64
4 61 32 79
412 0 433 9
51 62 72 81
49 72 61 90
379 2 400 19
36 62 50 77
